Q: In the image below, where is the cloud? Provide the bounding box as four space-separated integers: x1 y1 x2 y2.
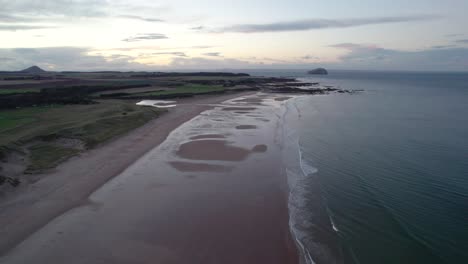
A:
301 55 319 60
0 57 15 61
0 24 55 31
259 57 292 64
211 15 439 33
455 39 468 44
0 13 40 23
445 34 463 38
122 33 168 42
102 45 216 52
0 47 149 71
169 57 254 69
329 43 468 71
152 52 187 57
191 45 216 49
0 1 168 26
190 26 205 30
116 15 164 22
202 52 222 57
0 0 109 17
431 45 456 49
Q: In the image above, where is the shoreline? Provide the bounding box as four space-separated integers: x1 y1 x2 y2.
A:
0 91 300 263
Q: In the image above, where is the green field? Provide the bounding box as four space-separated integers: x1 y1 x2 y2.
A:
0 100 164 172
27 143 82 172
0 106 53 133
126 84 225 97
0 89 40 95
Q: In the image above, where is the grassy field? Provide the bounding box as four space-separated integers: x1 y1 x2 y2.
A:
0 89 40 95
150 84 225 95
92 86 167 96
126 84 225 97
27 143 82 172
0 100 163 173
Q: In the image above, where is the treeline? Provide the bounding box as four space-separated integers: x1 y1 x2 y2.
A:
1 75 54 81
185 77 296 86
0 83 151 109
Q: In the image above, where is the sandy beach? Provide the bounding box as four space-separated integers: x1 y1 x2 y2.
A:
0 92 299 264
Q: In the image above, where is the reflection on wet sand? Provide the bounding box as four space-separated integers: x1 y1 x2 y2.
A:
236 125 258 130
176 140 252 161
221 107 257 111
168 161 232 172
189 134 226 140
233 98 264 104
252 144 268 153
275 97 292 101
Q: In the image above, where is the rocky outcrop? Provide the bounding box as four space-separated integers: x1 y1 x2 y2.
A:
307 68 328 75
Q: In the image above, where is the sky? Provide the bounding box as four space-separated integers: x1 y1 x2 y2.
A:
0 0 468 71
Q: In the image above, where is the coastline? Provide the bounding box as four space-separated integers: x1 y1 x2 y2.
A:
0 91 300 263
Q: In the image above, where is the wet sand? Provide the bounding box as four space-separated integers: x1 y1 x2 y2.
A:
189 134 226 140
236 125 258 130
275 96 293 101
222 107 257 111
0 93 299 264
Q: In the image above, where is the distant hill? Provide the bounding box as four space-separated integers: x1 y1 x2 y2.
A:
307 68 328 75
20 66 47 74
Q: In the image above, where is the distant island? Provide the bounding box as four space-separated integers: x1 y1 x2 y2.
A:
307 68 328 75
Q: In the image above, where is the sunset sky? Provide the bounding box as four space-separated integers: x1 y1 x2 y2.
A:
1 0 467 71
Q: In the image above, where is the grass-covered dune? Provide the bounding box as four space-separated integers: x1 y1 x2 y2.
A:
0 100 163 179
99 84 229 99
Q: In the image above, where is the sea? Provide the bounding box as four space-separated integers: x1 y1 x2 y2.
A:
245 70 468 264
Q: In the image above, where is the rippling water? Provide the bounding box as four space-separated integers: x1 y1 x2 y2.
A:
248 70 468 264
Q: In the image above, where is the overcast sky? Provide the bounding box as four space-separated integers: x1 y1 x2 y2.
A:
0 0 467 71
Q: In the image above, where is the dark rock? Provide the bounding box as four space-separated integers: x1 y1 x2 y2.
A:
307 68 328 75
0 175 21 187
269 86 337 94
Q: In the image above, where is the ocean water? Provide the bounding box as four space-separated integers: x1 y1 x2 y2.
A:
247 70 468 264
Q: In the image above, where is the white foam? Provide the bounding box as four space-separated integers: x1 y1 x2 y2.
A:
298 146 319 176
329 216 340 232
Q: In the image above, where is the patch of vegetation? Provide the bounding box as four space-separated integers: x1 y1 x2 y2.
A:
0 101 164 173
0 89 40 95
151 84 225 95
26 143 81 172
41 82 151 95
0 82 153 110
125 84 225 98
0 106 56 133
60 107 162 148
